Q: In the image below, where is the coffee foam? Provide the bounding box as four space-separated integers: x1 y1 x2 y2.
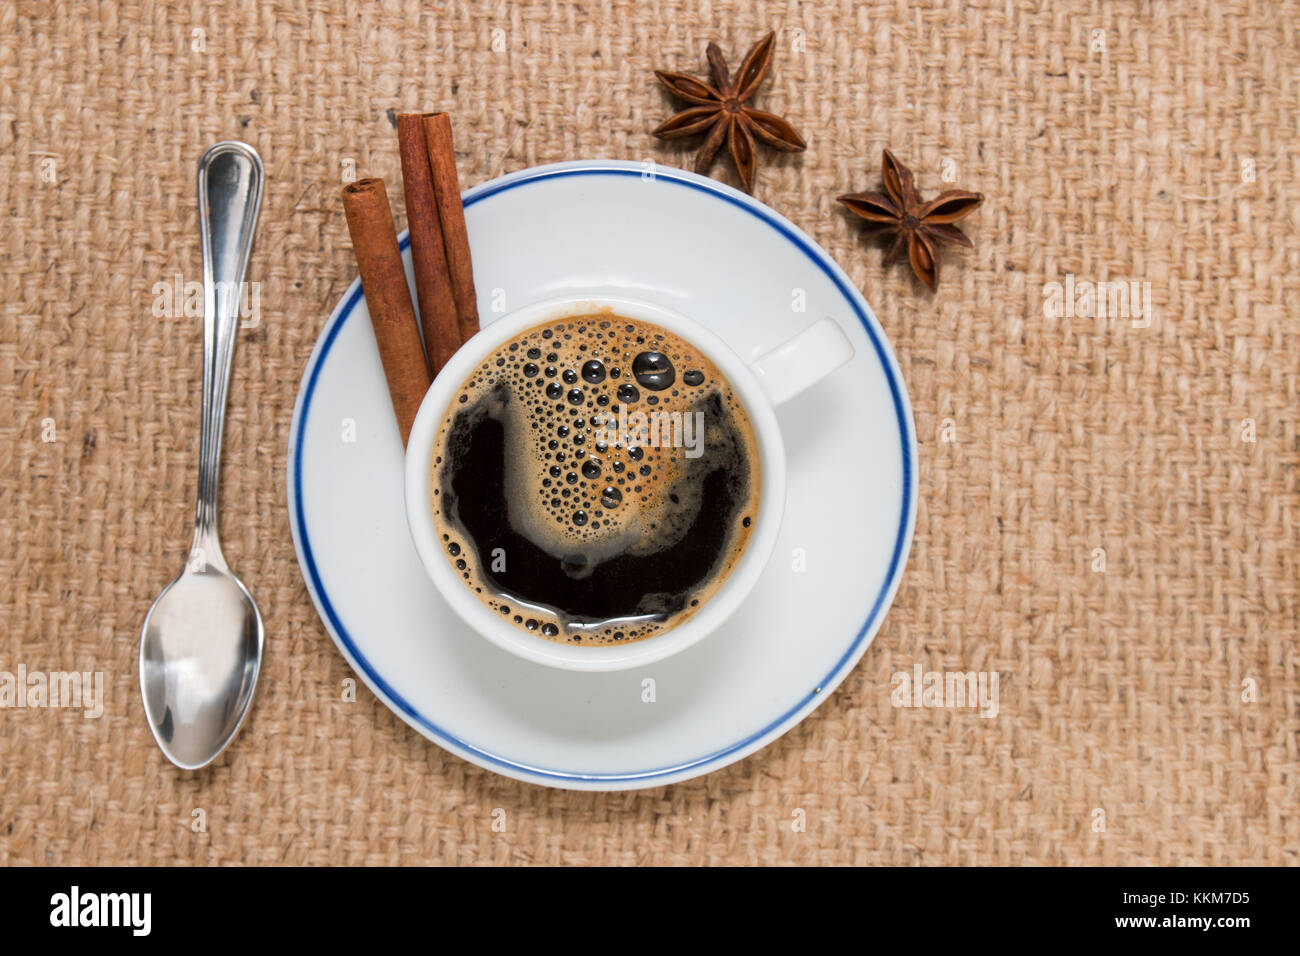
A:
430 311 760 645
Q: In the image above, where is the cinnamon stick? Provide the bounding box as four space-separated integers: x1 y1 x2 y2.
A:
422 112 480 345
396 113 460 375
341 177 432 447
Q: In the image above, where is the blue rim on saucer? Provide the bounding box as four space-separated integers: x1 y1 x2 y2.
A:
287 160 917 787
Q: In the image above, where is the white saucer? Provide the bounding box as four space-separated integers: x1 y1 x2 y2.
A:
288 160 917 790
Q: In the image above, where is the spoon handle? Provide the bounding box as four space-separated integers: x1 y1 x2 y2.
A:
192 142 264 567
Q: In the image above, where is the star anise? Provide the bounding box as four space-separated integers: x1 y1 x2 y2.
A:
838 150 984 290
652 31 807 192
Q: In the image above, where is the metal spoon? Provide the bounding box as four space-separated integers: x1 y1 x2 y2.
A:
140 141 265 770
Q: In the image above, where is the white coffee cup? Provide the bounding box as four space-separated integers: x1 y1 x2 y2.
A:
404 295 853 671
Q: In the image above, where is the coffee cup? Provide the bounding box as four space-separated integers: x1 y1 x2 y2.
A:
405 294 852 671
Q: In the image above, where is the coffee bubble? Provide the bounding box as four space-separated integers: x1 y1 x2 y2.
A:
632 351 675 390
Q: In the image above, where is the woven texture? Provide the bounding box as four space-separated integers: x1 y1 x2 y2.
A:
2 0 1297 865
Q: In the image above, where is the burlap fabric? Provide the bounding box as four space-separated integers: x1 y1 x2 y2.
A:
1 0 1296 865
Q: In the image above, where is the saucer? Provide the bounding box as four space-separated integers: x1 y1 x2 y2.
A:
288 160 917 790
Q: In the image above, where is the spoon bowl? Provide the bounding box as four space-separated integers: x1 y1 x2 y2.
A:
140 564 263 769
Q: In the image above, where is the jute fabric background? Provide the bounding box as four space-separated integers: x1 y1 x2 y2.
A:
1 0 1296 864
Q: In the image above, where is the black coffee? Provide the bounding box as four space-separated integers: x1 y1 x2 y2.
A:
430 312 760 645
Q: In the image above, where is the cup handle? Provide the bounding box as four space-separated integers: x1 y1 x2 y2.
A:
748 317 855 407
